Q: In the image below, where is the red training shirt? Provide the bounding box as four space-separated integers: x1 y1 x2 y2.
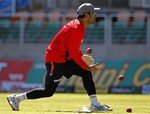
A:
45 19 88 70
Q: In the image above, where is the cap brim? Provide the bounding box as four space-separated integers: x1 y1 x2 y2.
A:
94 8 100 11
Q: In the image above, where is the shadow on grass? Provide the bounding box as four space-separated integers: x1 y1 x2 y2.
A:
36 109 72 113
36 109 112 113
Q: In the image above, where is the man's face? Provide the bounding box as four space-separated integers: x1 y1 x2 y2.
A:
87 12 96 24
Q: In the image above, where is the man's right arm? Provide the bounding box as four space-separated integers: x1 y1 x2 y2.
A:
86 64 104 72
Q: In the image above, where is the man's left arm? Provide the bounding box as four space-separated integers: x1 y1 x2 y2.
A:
68 28 88 70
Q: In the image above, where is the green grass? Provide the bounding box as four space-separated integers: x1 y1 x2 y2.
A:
0 93 150 114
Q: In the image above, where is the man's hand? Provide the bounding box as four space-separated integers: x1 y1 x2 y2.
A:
86 63 104 72
82 54 94 65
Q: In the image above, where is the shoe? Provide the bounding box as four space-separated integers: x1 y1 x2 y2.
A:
89 103 113 112
7 95 19 111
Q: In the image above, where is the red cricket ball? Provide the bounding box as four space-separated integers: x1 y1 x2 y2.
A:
118 75 124 81
86 48 92 54
126 108 132 113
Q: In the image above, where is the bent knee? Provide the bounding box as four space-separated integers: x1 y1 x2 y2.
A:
44 89 54 97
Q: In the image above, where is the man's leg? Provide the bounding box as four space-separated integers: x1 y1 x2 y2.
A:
25 74 59 99
7 62 64 110
76 70 100 106
64 60 99 104
64 60 112 111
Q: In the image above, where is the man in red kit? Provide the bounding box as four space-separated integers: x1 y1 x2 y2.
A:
7 3 112 112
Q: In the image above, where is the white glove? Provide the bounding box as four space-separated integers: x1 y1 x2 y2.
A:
82 54 94 65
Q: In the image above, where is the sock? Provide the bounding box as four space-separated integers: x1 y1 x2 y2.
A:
89 94 100 105
15 93 27 101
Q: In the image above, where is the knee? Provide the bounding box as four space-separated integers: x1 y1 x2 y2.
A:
44 88 54 97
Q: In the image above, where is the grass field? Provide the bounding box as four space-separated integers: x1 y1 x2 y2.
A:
0 93 150 114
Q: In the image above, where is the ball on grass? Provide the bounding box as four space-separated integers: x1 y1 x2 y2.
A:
126 108 132 113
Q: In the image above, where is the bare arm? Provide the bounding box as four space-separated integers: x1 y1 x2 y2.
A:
86 63 104 72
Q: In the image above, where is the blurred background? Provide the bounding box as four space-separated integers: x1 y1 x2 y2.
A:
0 0 149 94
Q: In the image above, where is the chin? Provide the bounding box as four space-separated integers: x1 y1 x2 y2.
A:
93 20 96 23
92 21 96 24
